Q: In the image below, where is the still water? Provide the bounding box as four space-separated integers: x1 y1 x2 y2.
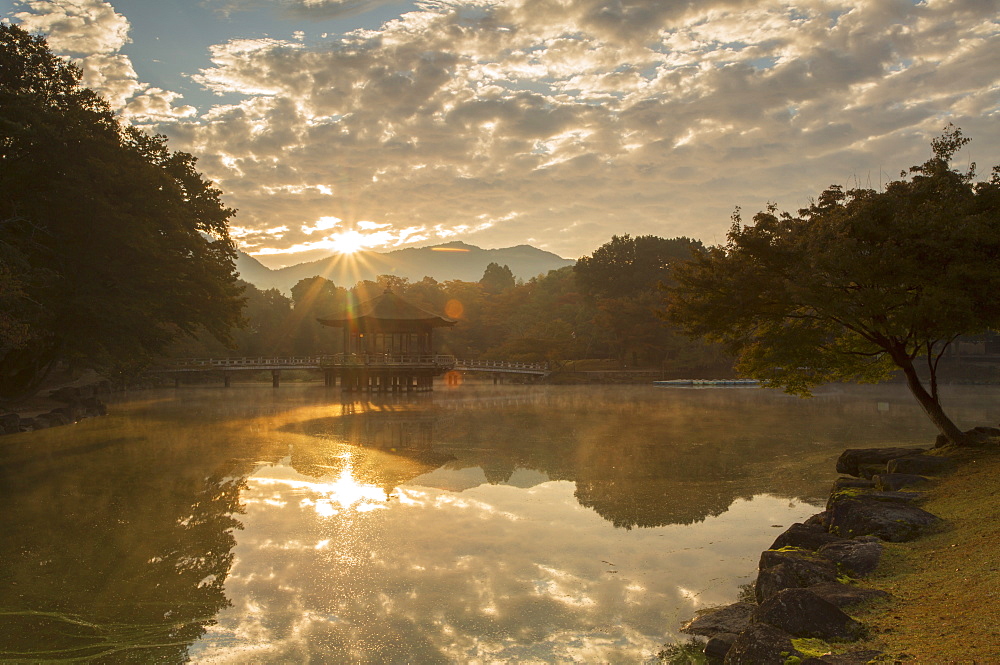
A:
1 382 996 662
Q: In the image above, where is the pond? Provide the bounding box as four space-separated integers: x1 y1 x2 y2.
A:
1 381 995 662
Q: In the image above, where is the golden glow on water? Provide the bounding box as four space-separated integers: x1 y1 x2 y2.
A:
253 458 388 517
4 384 998 662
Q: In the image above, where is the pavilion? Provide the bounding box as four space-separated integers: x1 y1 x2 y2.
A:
317 289 457 392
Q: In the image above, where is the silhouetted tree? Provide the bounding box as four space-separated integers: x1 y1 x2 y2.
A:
479 262 515 294
0 25 243 399
575 234 702 300
664 127 1000 445
289 276 348 354
574 235 714 367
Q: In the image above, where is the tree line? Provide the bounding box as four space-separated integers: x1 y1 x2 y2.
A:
168 241 730 378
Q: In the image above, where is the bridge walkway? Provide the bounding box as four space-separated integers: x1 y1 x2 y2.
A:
157 355 549 391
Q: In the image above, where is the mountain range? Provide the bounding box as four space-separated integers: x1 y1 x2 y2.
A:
234 241 576 293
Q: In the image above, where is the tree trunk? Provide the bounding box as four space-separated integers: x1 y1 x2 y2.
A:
896 355 968 446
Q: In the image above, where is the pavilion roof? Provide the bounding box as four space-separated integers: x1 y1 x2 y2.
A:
317 289 456 328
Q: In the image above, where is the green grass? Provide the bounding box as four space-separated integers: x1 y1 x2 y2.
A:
841 445 1000 661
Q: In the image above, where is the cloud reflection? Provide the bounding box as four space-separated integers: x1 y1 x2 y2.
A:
188 451 815 662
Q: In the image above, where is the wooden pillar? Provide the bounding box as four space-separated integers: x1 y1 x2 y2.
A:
271 370 280 388
223 372 231 388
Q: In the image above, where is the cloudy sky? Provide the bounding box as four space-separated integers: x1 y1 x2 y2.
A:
4 0 998 267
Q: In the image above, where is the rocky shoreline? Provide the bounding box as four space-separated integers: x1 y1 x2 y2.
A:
0 382 110 436
679 428 1000 664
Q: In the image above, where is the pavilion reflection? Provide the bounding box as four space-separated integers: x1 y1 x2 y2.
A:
283 397 456 497
282 389 843 529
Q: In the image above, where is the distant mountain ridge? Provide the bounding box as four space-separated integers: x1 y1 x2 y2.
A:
234 241 576 293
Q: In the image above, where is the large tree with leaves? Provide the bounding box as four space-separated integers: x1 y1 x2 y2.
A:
575 234 714 367
0 25 243 399
664 128 1000 445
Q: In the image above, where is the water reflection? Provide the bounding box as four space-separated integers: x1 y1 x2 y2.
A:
1 384 994 661
285 384 958 529
0 414 251 661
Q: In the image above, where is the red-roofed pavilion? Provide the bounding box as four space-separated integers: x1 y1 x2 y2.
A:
317 289 456 392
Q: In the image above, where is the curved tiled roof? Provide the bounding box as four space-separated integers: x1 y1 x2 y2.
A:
317 289 456 328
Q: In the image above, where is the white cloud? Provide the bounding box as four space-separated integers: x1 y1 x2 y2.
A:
12 0 130 54
75 51 142 107
300 215 342 234
123 88 199 123
21 0 997 259
9 0 200 116
159 0 997 259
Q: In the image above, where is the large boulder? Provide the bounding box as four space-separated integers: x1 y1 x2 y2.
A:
828 495 941 541
49 386 81 403
37 411 69 427
832 477 875 491
806 582 890 608
756 550 840 603
886 454 957 476
836 447 926 477
723 623 801 664
804 511 831 529
753 588 865 640
81 397 108 416
817 538 883 577
827 489 926 511
770 522 846 552
857 463 889 479
51 405 80 423
1 413 20 435
873 473 930 491
681 602 755 638
705 632 738 664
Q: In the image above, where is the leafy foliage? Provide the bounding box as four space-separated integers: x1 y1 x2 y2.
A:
479 261 515 293
0 24 243 399
656 638 708 664
575 234 702 300
574 234 725 369
664 127 1000 443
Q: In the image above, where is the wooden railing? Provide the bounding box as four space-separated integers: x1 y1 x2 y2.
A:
162 355 549 374
164 354 457 369
455 359 549 374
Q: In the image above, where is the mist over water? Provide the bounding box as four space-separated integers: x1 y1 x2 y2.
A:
2 383 995 662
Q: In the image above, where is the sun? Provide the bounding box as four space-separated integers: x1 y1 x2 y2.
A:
328 230 367 255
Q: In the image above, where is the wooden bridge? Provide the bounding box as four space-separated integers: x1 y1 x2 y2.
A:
159 354 549 392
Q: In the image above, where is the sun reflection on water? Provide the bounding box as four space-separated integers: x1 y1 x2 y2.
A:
252 456 388 517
